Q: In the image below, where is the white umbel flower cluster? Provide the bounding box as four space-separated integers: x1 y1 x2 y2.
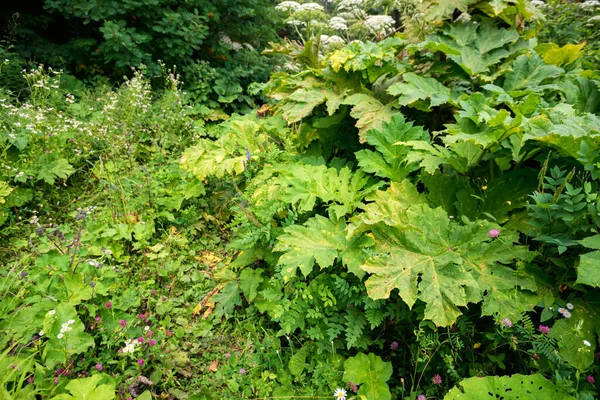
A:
581 0 600 8
338 0 363 11
276 1 301 12
330 16 348 31
364 15 395 34
588 15 600 23
530 0 547 7
299 2 324 11
320 34 345 46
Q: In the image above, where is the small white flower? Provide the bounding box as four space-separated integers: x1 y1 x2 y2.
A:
144 326 150 332
61 323 69 329
563 310 572 318
39 330 45 336
57 333 64 339
558 307 566 314
66 326 72 332
68 319 75 325
583 340 591 347
333 388 347 400
566 303 574 310
581 0 600 8
48 310 56 315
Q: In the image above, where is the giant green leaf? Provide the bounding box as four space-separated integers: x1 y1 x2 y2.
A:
343 353 392 400
417 0 472 23
274 215 347 280
51 375 115 400
271 163 381 219
360 204 537 326
524 105 600 158
502 53 564 96
576 251 600 288
343 94 398 143
549 296 599 370
424 18 521 77
388 73 452 108
355 113 429 181
445 374 575 400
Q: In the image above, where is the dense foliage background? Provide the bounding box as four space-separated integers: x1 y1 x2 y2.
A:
1 0 600 399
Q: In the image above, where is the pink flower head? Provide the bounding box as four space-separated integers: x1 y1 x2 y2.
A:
225 352 231 359
146 330 153 338
151 289 157 295
119 319 127 327
148 339 156 347
489 229 500 238
95 316 101 322
538 325 550 334
348 381 358 393
105 301 112 309
138 313 146 320
94 363 103 371
239 368 246 374
53 377 59 385
432 374 442 385
588 375 595 384
390 341 399 351
165 329 172 337
27 376 34 384
137 337 144 343
137 358 144 366
417 396 427 400
500 318 513 328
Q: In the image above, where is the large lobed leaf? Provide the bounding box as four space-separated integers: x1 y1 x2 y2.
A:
445 373 574 400
355 113 429 181
423 18 522 78
359 198 537 326
343 353 393 400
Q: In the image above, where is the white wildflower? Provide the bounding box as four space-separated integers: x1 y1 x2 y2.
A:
566 303 574 310
276 1 301 12
530 0 547 7
48 310 56 316
231 42 243 51
563 310 572 318
329 16 348 31
39 330 45 336
581 0 600 8
583 340 591 347
338 0 363 11
57 333 63 339
364 15 395 34
588 15 600 23
299 2 324 12
287 19 305 27
322 35 345 46
333 388 347 400
67 319 75 325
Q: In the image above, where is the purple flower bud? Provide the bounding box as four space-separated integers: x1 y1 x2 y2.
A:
53 377 59 385
137 337 144 343
245 148 251 162
95 363 103 371
105 302 112 308
500 318 513 328
390 341 399 351
225 352 231 359
239 368 246 374
587 375 595 384
432 374 442 385
149 339 156 347
417 395 427 400
151 289 157 295
95 316 101 322
137 358 144 366
242 160 247 171
489 229 500 238
119 319 127 327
